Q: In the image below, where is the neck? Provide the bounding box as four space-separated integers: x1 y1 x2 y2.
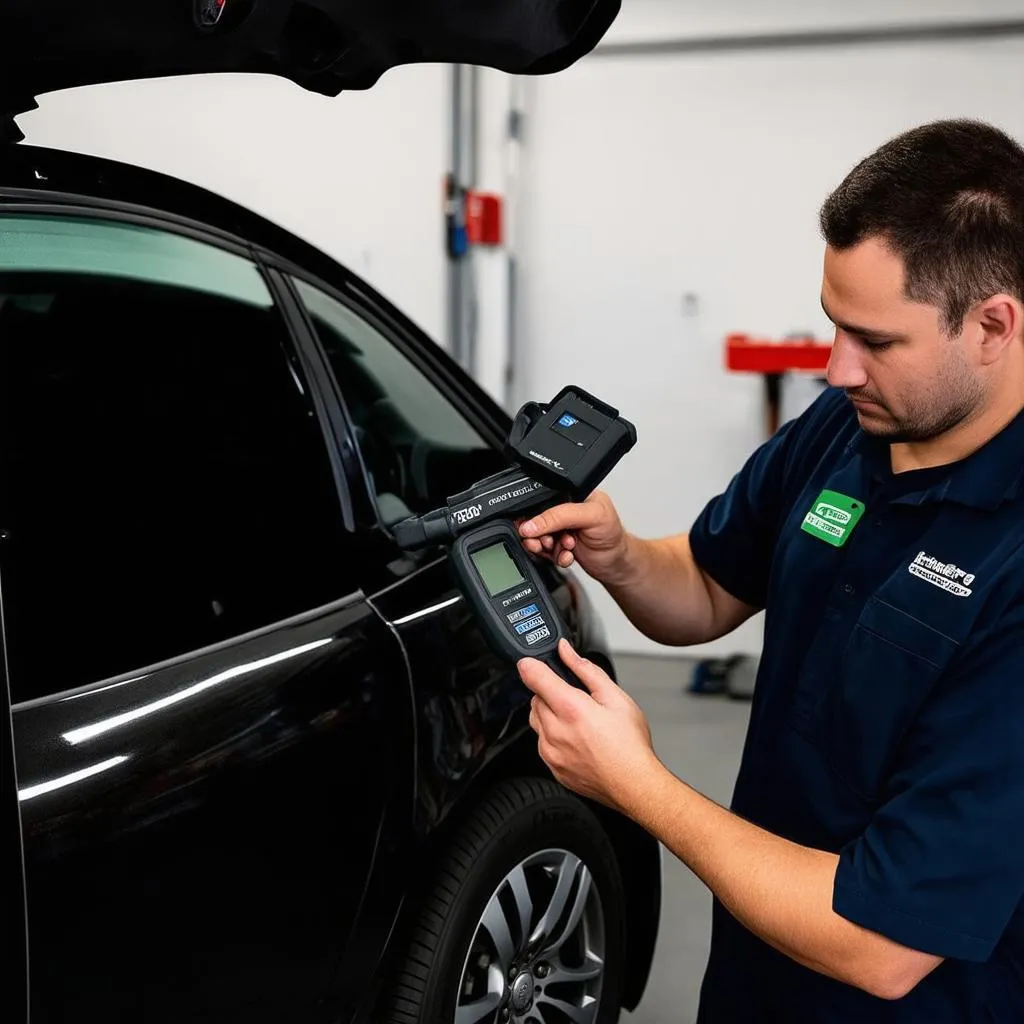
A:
890 377 1024 473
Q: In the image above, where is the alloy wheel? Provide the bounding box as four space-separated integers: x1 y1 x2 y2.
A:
454 848 606 1024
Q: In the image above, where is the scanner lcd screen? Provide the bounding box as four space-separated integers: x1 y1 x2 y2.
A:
471 542 525 597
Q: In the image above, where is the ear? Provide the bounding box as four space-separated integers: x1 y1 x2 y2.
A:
973 293 1022 366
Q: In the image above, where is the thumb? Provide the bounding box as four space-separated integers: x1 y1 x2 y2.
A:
557 639 616 702
519 500 603 538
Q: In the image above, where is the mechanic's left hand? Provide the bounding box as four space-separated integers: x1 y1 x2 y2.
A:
518 638 662 814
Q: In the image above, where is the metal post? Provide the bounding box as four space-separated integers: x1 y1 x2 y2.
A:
447 64 479 375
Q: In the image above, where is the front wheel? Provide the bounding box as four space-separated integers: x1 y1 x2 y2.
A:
382 777 626 1024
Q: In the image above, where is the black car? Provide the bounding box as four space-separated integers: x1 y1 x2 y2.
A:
1 4 661 1022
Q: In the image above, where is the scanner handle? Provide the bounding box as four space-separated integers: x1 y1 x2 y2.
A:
539 650 588 691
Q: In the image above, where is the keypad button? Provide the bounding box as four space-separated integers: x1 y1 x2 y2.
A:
506 603 540 623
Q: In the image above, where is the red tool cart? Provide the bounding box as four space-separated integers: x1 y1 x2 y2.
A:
725 332 833 436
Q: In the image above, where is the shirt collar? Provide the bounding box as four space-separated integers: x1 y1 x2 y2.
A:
849 404 1024 510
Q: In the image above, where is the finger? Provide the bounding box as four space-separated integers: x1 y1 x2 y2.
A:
556 549 575 568
522 537 544 555
529 696 541 734
520 500 605 539
531 695 558 735
557 639 616 701
517 656 583 713
541 535 555 552
562 534 577 550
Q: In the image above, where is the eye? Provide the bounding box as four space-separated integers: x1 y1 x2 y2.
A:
859 336 893 352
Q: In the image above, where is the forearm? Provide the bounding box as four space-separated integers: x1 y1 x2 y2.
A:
622 760 935 999
602 533 744 646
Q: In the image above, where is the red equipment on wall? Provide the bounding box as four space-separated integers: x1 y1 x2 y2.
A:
724 332 833 435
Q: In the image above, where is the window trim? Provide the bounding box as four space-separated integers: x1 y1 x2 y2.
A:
256 251 510 451
0 199 255 261
262 266 374 532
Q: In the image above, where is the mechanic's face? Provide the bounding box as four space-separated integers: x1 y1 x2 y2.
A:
821 237 986 443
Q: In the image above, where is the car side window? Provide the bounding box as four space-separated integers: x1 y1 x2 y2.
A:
292 278 505 523
0 215 355 703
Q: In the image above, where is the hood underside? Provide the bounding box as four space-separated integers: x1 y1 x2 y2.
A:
1 0 619 131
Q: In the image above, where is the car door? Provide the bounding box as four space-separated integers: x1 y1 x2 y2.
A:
277 272 582 825
0 211 413 1023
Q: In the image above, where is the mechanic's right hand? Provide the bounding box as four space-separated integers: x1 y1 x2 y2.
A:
517 490 628 582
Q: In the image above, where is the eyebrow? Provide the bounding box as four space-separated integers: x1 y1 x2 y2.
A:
820 297 904 341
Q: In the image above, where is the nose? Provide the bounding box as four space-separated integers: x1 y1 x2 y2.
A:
825 332 868 390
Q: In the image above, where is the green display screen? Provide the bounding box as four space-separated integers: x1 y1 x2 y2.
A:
471 542 525 597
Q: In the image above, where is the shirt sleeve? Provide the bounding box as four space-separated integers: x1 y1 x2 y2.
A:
688 390 840 608
832 595 1024 961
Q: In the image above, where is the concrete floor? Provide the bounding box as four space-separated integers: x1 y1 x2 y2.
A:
613 653 753 1024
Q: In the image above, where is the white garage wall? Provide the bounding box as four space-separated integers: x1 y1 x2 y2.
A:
15 67 450 344
513 5 1024 657
604 0 1024 41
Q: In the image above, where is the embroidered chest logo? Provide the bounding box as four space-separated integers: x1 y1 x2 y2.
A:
908 551 976 597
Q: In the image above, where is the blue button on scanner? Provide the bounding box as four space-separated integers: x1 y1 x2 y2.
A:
507 603 539 623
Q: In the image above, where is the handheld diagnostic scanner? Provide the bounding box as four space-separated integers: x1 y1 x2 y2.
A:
392 386 636 685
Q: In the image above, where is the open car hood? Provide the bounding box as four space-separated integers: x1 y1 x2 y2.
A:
1 0 619 125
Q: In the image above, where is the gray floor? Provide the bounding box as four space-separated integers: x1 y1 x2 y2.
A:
613 654 753 1024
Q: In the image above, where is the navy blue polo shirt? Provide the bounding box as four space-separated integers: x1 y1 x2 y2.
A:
688 386 1024 1022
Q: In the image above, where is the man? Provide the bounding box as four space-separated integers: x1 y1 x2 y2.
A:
516 118 1024 1022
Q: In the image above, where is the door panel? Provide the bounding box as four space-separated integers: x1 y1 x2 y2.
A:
14 601 411 1022
366 555 578 831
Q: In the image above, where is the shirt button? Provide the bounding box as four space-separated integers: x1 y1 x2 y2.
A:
843 583 854 594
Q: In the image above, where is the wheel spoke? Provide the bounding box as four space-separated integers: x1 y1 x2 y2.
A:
455 990 502 1024
545 950 604 986
458 991 501 1024
539 864 591 957
506 862 534 949
528 853 581 950
456 962 505 1024
534 992 598 1024
480 892 517 973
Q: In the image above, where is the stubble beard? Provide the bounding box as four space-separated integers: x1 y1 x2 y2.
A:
850 365 986 444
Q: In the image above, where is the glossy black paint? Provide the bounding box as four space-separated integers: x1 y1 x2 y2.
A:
367 550 586 837
1 0 621 124
13 597 413 1022
1 143 660 1022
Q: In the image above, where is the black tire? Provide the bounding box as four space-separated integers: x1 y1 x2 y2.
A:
381 776 626 1024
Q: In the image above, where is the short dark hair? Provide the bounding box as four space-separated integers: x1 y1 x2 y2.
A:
819 119 1024 334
